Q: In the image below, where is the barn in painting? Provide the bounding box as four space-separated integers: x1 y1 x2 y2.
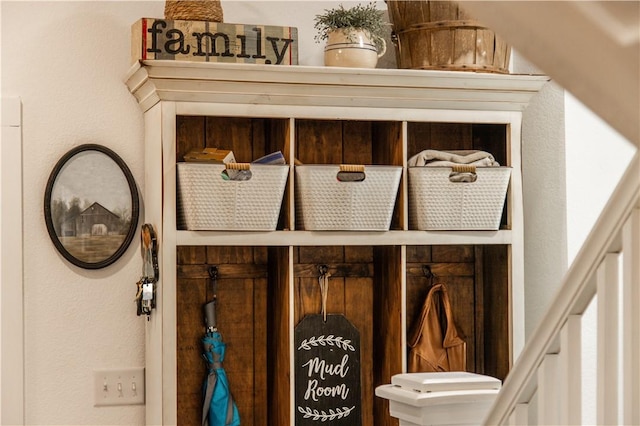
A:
61 202 121 237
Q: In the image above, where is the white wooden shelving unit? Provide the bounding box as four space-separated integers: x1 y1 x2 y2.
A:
125 60 547 426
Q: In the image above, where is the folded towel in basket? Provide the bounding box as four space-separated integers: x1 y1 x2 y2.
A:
408 150 500 168
408 150 500 183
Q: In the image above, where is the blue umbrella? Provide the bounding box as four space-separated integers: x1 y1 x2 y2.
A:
202 267 240 426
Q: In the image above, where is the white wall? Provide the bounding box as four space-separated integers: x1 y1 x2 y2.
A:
1 2 160 424
512 52 569 339
1 96 24 425
565 94 636 260
1 1 635 424
512 48 636 343
0 1 367 424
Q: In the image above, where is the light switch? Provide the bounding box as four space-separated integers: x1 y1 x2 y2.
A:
94 367 145 406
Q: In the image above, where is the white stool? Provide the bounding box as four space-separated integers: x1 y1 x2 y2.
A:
375 372 501 426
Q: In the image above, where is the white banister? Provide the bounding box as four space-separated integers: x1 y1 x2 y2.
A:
508 403 528 426
537 354 559 425
484 153 639 425
622 209 640 425
559 315 582 425
596 253 620 426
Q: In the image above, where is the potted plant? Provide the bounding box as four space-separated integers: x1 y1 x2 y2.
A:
314 2 388 68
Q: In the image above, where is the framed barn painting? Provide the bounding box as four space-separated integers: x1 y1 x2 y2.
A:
44 144 139 269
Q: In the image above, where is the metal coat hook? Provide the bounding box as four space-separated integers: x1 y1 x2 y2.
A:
422 265 434 279
208 265 219 304
204 265 219 332
423 264 435 288
318 264 331 322
208 265 219 285
318 264 329 276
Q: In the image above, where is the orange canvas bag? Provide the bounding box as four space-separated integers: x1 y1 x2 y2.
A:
407 283 466 373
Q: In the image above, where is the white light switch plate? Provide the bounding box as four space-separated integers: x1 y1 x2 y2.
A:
94 367 145 406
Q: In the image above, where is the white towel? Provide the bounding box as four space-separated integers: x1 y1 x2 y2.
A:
408 150 499 168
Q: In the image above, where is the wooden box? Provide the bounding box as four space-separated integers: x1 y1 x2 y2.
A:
131 18 298 65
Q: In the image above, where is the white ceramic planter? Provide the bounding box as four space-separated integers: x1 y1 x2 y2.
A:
324 29 385 68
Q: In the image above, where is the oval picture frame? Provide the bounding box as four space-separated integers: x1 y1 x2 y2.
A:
44 144 139 269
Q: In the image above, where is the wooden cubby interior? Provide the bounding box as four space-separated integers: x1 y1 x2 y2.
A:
407 122 507 163
405 245 510 382
174 116 511 425
175 115 291 230
294 119 403 166
407 122 510 230
176 246 290 426
176 116 290 164
295 119 404 231
293 245 402 426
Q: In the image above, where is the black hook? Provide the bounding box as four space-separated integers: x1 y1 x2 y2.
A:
422 265 434 279
423 265 436 288
208 265 219 301
318 264 329 276
208 265 218 280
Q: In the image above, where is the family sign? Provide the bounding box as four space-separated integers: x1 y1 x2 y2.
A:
131 18 298 65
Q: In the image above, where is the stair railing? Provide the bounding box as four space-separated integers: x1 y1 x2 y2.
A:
484 153 639 425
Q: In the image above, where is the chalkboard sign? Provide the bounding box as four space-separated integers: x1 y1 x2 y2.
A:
295 314 361 424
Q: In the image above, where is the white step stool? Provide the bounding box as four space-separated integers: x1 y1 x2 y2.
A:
375 372 501 426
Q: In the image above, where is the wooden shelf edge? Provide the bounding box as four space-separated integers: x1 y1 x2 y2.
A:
126 61 550 114
175 229 513 246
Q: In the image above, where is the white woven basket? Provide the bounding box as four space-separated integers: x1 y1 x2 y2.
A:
295 165 402 231
177 163 289 230
408 166 511 230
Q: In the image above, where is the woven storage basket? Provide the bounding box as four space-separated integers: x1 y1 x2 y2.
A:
165 0 223 22
177 163 288 230
295 165 402 231
408 166 511 230
386 0 511 73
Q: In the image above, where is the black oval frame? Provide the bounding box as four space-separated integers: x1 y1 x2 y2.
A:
44 144 139 269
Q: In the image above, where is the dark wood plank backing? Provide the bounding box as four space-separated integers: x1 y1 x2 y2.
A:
405 245 509 380
176 116 291 231
176 246 277 426
294 246 402 426
267 247 291 426
407 123 507 165
295 120 403 230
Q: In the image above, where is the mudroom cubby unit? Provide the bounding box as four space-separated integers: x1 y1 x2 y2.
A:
125 61 547 425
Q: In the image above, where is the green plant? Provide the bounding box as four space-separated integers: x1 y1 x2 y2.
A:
314 2 387 52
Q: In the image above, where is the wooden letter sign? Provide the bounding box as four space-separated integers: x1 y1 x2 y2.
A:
295 314 361 424
131 18 298 65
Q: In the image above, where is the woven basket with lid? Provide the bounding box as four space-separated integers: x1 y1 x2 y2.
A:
165 0 223 22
